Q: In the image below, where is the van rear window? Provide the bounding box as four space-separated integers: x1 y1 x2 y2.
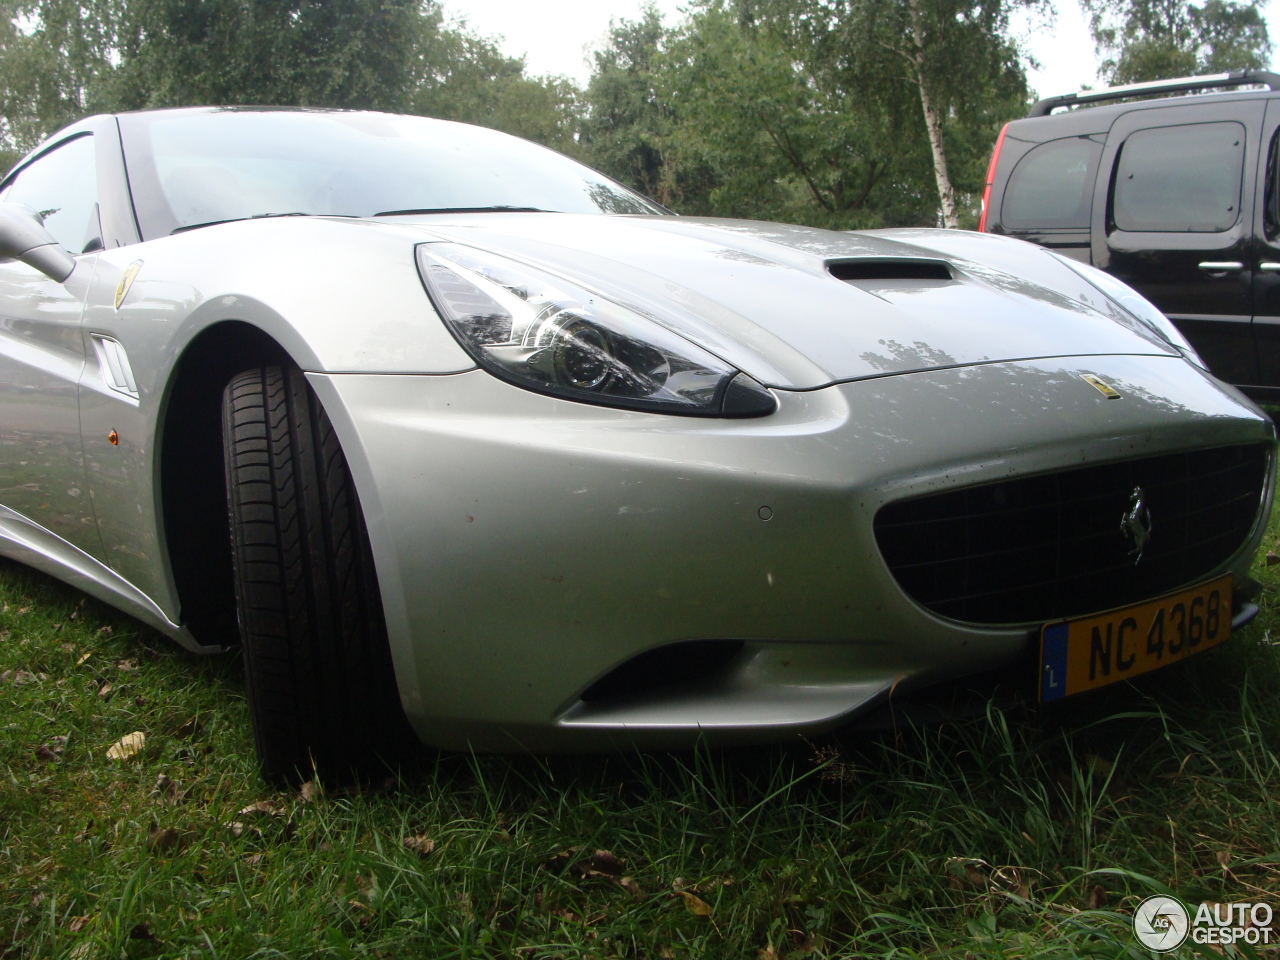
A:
1111 122 1244 233
1000 136 1101 230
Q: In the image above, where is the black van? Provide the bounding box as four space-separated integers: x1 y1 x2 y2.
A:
979 70 1280 401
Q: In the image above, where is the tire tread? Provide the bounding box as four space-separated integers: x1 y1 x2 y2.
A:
222 365 411 783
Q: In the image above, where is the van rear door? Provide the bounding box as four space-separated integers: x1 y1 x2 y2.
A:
1093 100 1263 386
1249 101 1280 397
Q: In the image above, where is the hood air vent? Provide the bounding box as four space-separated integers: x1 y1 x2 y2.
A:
828 258 953 282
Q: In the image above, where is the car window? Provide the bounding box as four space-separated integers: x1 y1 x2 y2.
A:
4 134 102 253
1265 127 1280 242
119 111 667 238
1000 136 1102 230
1111 121 1244 233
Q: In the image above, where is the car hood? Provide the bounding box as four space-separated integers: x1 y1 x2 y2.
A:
389 213 1180 390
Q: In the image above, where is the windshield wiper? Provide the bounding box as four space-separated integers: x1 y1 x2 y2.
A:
373 205 550 217
170 212 355 235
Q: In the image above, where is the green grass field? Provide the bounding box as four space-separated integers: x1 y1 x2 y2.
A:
2 505 1278 958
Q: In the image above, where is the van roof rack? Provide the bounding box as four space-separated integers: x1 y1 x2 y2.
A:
1027 69 1280 117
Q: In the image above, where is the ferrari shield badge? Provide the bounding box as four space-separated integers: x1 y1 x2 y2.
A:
1080 374 1121 399
114 261 142 310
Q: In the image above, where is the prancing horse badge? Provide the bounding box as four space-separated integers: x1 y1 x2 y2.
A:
1120 486 1152 565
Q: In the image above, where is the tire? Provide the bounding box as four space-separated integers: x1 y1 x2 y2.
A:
222 364 413 784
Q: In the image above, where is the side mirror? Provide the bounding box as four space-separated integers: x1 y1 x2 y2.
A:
0 202 76 282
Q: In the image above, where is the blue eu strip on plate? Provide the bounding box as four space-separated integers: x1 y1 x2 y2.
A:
1041 622 1069 702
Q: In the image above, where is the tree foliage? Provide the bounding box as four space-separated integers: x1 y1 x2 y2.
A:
0 0 1051 230
0 0 579 166
1084 0 1272 84
410 20 581 154
578 0 1034 229
579 6 676 203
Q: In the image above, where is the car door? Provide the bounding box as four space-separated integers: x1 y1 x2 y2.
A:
1250 100 1280 395
0 133 104 556
1092 100 1264 387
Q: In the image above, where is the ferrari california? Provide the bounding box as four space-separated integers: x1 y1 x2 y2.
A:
0 107 1272 781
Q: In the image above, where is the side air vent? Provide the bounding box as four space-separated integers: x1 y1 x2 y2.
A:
829 258 953 283
90 335 140 401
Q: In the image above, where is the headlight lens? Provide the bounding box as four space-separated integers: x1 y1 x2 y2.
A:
417 243 776 416
1048 252 1207 370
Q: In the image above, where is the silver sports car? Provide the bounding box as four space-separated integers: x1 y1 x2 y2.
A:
0 107 1273 781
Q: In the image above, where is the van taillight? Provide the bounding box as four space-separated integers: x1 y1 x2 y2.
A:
977 122 1009 233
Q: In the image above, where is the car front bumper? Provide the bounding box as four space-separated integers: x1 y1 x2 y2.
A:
309 354 1275 751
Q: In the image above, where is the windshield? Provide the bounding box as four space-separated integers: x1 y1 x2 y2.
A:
117 109 666 238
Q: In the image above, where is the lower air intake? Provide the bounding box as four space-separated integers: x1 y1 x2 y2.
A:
874 443 1270 625
579 640 743 703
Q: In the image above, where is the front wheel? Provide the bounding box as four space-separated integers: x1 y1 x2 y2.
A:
222 364 413 784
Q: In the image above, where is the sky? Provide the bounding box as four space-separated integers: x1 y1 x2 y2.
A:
443 0 1278 102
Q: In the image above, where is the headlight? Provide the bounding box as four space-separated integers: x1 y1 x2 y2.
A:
417 243 776 416
1048 252 1208 370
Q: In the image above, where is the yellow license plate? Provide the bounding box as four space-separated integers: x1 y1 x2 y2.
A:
1040 574 1232 702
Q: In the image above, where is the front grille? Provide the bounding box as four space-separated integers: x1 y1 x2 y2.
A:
874 443 1270 625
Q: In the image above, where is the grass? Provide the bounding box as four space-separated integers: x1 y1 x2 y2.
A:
2 515 1279 958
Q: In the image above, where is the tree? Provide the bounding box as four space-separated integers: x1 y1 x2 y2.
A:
579 6 678 204
1084 0 1272 84
789 0 1039 228
641 0 1034 229
106 0 431 111
0 0 124 160
410 20 581 153
0 0 584 168
658 2 918 226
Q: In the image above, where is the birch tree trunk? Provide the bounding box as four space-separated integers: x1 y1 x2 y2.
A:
906 0 959 228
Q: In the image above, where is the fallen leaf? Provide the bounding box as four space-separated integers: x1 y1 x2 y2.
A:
677 891 713 917
115 659 138 673
620 876 644 897
60 643 76 653
2 669 41 685
543 846 582 872
172 717 199 740
1087 884 1106 910
66 915 92 933
69 941 93 960
403 835 436 856
34 742 63 762
1216 849 1232 870
150 773 176 799
758 947 779 960
575 849 624 878
242 853 264 866
75 651 92 666
299 780 319 803
147 826 181 852
106 731 146 760
97 682 113 699
239 799 282 817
